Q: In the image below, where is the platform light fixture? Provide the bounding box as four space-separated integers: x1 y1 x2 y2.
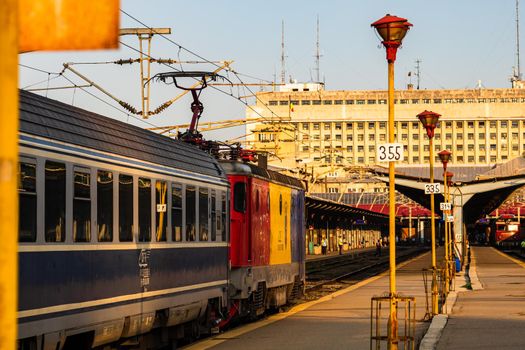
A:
371 14 412 350
418 110 441 316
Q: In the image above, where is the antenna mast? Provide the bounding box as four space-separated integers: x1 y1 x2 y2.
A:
281 20 286 84
517 0 521 79
415 59 422 90
315 15 322 83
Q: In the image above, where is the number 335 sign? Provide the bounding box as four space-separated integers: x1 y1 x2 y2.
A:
377 143 404 162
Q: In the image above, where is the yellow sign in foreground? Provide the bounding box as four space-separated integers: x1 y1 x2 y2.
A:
1 1 118 349
19 0 119 51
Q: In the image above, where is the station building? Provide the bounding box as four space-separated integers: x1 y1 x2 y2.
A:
245 82 525 195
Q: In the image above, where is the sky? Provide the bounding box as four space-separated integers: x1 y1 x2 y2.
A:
19 0 523 141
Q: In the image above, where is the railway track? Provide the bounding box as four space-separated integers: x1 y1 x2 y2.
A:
303 246 428 299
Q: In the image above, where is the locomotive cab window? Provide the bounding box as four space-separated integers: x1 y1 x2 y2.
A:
233 182 246 213
18 160 37 242
211 189 217 241
97 170 113 242
45 161 66 242
73 168 91 242
155 181 167 242
119 174 133 242
172 183 183 242
138 177 152 242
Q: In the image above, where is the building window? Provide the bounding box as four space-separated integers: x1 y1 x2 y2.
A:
368 145 375 152
435 133 441 140
457 144 464 151
479 133 485 140
413 156 419 162
302 123 309 130
468 144 474 151
313 123 320 130
446 133 452 140
323 100 333 105
346 100 354 104
302 146 309 151
358 145 364 152
401 134 408 141
456 121 463 128
18 161 37 242
490 133 496 140
379 122 386 129
334 100 343 105
412 134 419 140
368 122 375 130
358 157 364 163
457 133 463 140
512 121 519 128
324 134 330 141
357 134 364 141
468 133 474 140
490 144 497 151
367 100 376 104
312 100 321 105
400 99 408 104
313 134 320 140
468 122 474 128
324 123 331 130
335 134 342 140
347 134 353 141
347 146 353 152
356 100 365 105
45 161 66 242
490 121 497 128
501 132 507 140
269 101 278 106
369 134 375 141
479 144 486 151
445 122 452 128
357 122 364 130
412 145 419 151
468 156 474 162
302 134 309 141
301 100 311 105
434 99 442 103
378 99 387 104
501 121 508 128
479 121 485 127
346 122 353 130
424 145 430 151
490 155 497 162
379 134 386 141
335 122 342 130
412 99 419 104
328 187 339 193
279 100 288 105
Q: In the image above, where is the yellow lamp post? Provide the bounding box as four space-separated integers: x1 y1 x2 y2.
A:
444 171 454 274
371 14 412 349
438 150 452 293
417 110 441 316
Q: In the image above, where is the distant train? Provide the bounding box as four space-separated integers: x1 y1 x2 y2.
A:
494 214 523 246
17 90 305 350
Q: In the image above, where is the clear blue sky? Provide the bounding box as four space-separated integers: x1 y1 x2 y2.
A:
19 0 523 140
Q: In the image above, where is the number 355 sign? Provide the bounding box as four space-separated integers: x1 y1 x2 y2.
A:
377 143 404 162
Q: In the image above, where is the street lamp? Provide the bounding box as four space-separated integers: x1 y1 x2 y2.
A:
371 14 412 349
438 150 452 293
418 110 441 316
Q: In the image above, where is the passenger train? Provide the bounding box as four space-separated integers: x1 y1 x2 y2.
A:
17 90 305 349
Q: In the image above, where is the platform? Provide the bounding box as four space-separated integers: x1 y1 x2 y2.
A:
186 249 439 349
434 246 525 350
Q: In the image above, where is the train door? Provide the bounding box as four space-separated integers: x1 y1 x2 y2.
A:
229 176 249 266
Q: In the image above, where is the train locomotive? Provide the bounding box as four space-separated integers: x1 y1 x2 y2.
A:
17 90 305 349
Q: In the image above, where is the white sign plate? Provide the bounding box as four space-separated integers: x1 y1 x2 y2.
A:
440 202 452 211
447 215 454 222
424 183 442 194
376 143 404 162
156 204 167 213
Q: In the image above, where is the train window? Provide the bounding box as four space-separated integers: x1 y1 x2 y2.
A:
119 174 133 242
172 183 183 241
97 170 113 242
199 187 209 241
233 182 246 213
186 185 196 241
221 191 227 242
138 178 152 242
73 169 91 242
18 161 37 242
155 181 167 242
211 190 217 241
45 161 66 242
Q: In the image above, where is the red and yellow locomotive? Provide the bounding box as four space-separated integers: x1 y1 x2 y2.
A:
221 161 305 319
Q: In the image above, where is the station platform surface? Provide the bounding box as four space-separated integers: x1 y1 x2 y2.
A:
435 246 525 350
187 248 439 350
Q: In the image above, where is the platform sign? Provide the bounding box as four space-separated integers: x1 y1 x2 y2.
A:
424 183 442 194
376 143 404 162
156 204 167 213
440 202 452 211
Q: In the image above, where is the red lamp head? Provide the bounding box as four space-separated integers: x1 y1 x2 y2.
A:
445 171 454 186
371 14 412 62
438 149 452 170
417 110 441 139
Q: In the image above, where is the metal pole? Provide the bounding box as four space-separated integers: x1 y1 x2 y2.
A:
429 138 438 315
0 0 18 348
388 59 398 350
443 172 450 294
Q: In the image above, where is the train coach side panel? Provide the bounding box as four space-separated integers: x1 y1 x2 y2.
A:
229 175 249 267
250 178 270 266
269 183 291 265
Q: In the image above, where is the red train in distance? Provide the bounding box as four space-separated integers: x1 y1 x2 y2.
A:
494 214 523 246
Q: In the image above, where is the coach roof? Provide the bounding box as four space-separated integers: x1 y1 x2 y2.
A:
19 90 226 179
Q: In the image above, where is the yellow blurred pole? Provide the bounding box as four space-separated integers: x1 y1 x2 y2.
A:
0 0 19 348
387 59 398 350
429 138 438 315
443 173 450 294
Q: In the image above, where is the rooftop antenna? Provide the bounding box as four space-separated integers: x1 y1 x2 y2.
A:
281 20 286 84
512 0 522 87
314 15 322 83
415 59 422 90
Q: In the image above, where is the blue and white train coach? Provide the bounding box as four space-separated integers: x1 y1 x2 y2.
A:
17 90 230 349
